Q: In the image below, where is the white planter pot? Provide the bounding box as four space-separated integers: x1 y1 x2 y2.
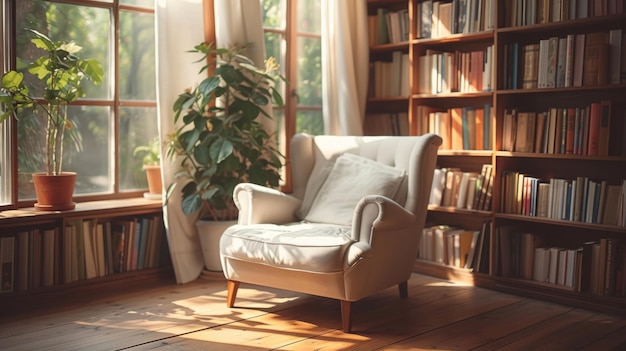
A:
195 219 237 272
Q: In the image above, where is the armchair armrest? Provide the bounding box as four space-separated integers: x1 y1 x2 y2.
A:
351 195 415 244
234 183 302 225
346 195 419 268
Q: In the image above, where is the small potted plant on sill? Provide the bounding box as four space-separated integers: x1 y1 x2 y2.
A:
133 136 163 199
166 42 285 271
0 29 104 211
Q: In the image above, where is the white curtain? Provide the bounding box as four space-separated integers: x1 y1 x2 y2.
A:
157 0 269 284
214 0 273 136
156 0 206 284
321 0 370 136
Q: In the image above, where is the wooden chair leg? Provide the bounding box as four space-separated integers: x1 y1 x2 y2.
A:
399 281 408 298
340 300 352 333
226 280 240 308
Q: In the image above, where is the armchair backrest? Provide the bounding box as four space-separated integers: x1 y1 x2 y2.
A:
290 133 442 223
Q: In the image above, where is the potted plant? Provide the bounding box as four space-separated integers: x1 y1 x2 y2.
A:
0 29 104 210
166 42 284 271
133 136 163 198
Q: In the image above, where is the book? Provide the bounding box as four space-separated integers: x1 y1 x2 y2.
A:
464 230 481 270
520 232 546 280
609 29 623 84
548 247 564 284
498 226 515 277
111 221 127 273
437 1 453 38
17 231 29 291
430 168 446 206
522 43 540 89
420 0 433 39
582 32 609 86
564 34 575 87
514 112 536 153
602 184 622 225
1 236 15 293
565 108 576 154
587 102 602 155
556 37 567 87
450 107 464 150
456 172 478 208
556 108 565 154
29 230 41 289
476 164 493 211
462 107 477 150
534 111 547 153
483 104 492 149
537 39 550 88
82 219 98 279
598 100 611 156
545 36 559 88
572 33 586 87
502 109 517 151
41 229 56 287
533 247 550 282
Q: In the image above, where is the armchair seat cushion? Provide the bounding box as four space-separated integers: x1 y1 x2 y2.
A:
221 222 353 273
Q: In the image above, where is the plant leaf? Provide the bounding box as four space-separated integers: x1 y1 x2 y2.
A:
210 138 234 164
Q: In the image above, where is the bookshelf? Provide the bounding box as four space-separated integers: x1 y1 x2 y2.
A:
0 198 171 300
367 0 626 313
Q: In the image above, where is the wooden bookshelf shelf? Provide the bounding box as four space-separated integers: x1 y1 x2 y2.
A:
0 197 169 299
367 0 626 314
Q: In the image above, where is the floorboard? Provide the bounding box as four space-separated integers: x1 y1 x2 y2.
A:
0 273 624 351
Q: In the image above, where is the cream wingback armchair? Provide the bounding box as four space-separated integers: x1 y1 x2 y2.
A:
219 133 442 332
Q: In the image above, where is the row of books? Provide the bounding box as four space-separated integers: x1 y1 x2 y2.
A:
416 104 492 150
500 173 625 226
0 216 169 293
501 101 611 156
368 51 410 98
416 0 496 39
506 0 625 27
363 112 409 136
367 8 409 46
419 221 491 274
503 29 625 90
418 46 494 94
498 228 626 297
429 164 494 211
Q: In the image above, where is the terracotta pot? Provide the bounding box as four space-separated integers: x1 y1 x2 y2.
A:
144 165 162 194
32 172 77 211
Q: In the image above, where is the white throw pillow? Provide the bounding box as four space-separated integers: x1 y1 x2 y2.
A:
296 158 335 219
304 153 406 226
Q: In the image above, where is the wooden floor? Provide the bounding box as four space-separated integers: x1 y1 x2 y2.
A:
1 273 625 351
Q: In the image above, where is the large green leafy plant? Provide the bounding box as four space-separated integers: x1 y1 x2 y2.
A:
0 29 104 176
167 42 284 221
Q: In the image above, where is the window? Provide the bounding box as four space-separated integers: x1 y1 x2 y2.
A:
9 0 156 205
260 0 323 154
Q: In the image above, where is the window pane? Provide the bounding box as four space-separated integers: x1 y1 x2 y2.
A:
119 10 156 100
72 106 112 195
264 32 286 102
15 1 111 100
120 0 154 8
297 0 321 34
261 0 285 30
18 106 112 200
118 107 159 192
296 110 323 135
297 37 322 107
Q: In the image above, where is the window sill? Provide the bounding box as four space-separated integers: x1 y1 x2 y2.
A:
0 197 163 226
